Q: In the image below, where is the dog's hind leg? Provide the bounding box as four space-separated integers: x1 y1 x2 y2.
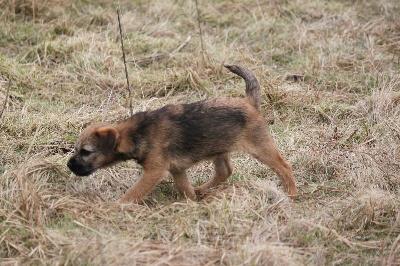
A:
254 147 296 197
194 153 233 195
171 170 196 201
243 126 296 197
118 169 168 204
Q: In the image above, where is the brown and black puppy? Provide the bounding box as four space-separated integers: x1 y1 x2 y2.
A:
67 65 296 204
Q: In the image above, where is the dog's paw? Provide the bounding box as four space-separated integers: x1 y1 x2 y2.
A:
115 197 143 205
108 198 143 211
194 186 208 195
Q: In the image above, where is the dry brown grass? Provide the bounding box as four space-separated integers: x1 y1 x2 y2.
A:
1 0 399 265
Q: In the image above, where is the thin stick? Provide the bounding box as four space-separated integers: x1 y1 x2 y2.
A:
0 80 11 122
194 0 206 60
117 7 133 116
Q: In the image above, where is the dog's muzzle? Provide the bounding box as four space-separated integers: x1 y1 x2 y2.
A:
67 157 95 176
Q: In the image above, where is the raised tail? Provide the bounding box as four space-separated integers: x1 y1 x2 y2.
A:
225 65 261 111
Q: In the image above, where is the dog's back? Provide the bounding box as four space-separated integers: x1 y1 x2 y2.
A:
166 99 248 164
164 65 263 165
118 65 263 167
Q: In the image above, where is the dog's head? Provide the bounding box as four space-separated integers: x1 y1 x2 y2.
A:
67 122 120 176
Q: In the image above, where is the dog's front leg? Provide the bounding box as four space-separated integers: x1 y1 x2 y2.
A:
117 169 168 204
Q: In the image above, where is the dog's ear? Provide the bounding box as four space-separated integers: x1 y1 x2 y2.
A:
95 127 119 156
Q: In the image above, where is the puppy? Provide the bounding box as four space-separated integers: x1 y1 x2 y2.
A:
67 65 296 204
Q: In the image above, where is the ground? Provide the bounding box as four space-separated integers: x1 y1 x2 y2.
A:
0 0 399 265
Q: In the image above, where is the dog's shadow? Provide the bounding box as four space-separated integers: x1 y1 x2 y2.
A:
145 181 235 205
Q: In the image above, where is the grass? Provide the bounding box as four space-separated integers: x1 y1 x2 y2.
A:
0 0 399 265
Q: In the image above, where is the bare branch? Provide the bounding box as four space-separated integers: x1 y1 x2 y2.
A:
117 7 133 117
194 0 206 61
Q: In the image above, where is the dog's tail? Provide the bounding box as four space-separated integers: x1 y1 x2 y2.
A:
225 65 261 111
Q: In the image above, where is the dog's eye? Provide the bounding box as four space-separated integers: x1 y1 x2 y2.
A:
80 149 92 156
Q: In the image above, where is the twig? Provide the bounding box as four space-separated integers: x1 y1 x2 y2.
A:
172 36 192 54
0 80 11 122
128 35 191 64
194 0 206 61
117 7 133 116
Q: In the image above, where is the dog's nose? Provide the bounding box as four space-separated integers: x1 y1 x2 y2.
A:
67 159 73 170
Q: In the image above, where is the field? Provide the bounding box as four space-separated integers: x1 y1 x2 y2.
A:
1 0 399 265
